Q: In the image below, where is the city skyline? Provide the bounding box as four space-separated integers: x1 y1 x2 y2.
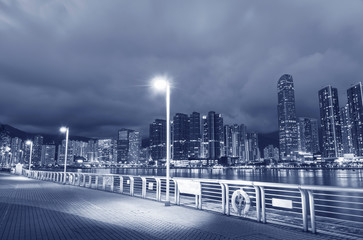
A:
1 1 363 138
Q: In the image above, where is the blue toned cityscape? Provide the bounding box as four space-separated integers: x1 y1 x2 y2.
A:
2 75 363 172
1 1 363 240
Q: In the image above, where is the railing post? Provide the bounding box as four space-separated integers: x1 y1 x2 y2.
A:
95 176 99 189
299 188 308 232
72 173 76 185
82 174 86 187
103 176 107 190
260 186 266 223
174 180 178 204
220 183 226 214
156 178 161 201
88 175 92 188
225 184 230 216
129 176 134 196
75 173 79 185
110 176 114 192
120 176 124 193
198 182 202 210
175 179 180 205
308 190 316 233
141 177 146 198
254 186 261 222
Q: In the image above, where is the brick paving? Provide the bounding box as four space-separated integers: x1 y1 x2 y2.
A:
0 173 352 240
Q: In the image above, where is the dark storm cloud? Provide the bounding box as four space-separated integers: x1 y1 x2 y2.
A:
1 0 363 137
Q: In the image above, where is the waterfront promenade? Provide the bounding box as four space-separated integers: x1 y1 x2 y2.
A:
0 173 349 240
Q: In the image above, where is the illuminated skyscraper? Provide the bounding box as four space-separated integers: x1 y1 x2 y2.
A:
149 119 166 161
117 128 132 163
173 113 189 160
318 86 342 158
10 137 22 165
188 112 201 159
207 111 224 161
33 135 43 166
297 117 320 154
201 115 209 158
340 104 354 154
41 145 56 166
277 74 298 159
128 131 141 163
224 124 240 158
347 82 363 156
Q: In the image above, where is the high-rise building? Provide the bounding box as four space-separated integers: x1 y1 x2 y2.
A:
277 74 298 159
200 115 209 158
41 145 56 166
10 137 23 165
297 117 320 154
86 140 98 162
189 112 201 159
33 135 43 166
128 131 141 163
57 139 74 166
341 104 354 154
263 145 279 162
318 86 342 158
224 124 240 158
224 125 232 157
0 127 11 167
239 124 248 163
207 111 224 160
247 132 260 161
173 113 189 160
347 82 363 156
97 139 114 162
149 119 166 161
231 125 240 158
117 129 133 163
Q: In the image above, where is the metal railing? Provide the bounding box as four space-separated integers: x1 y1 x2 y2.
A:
22 169 363 239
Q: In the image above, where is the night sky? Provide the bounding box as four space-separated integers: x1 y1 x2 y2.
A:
1 0 363 138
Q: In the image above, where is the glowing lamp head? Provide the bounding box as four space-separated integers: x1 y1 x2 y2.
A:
60 127 68 133
26 140 32 145
151 75 170 91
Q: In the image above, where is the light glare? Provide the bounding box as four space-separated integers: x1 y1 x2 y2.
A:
152 75 169 91
60 127 67 133
26 140 32 145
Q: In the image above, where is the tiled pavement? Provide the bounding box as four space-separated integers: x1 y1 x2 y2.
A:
0 173 352 240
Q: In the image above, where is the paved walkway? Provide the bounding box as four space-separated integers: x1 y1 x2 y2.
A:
0 173 348 240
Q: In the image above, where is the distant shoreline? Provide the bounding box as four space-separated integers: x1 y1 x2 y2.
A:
32 166 363 171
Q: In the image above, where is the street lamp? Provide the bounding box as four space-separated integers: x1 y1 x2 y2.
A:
60 126 69 180
26 140 33 171
152 75 171 206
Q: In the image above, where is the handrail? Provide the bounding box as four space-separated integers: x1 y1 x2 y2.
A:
21 170 363 239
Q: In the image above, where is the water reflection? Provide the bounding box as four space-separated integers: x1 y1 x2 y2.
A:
77 168 363 188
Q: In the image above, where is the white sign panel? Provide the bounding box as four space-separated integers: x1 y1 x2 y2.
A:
177 180 201 195
15 163 23 175
272 198 293 209
148 182 153 190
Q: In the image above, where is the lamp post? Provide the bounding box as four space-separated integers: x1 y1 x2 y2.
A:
60 127 69 181
152 75 171 206
26 140 33 171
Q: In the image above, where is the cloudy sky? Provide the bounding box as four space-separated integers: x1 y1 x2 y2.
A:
1 0 363 138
